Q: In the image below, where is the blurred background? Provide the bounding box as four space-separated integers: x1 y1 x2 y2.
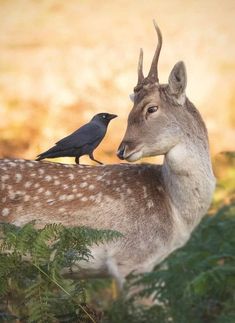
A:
0 2 235 320
0 0 234 165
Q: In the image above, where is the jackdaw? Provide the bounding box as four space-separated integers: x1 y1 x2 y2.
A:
36 112 117 164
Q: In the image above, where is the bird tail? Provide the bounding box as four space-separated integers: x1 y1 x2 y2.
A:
36 146 61 161
35 155 43 161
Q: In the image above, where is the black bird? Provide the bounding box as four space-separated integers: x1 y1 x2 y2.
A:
36 113 117 164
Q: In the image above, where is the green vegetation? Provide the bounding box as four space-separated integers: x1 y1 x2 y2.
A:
0 223 121 322
105 201 235 323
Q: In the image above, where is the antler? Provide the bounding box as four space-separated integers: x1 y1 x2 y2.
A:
147 19 163 83
137 48 144 85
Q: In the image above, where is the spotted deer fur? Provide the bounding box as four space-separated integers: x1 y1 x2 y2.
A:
0 22 215 288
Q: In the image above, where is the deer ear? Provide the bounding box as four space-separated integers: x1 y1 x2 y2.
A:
168 61 187 97
129 93 135 102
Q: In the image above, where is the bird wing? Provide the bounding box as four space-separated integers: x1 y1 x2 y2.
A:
55 122 105 149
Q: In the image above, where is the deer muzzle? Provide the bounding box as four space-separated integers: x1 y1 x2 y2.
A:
117 143 126 160
117 141 143 162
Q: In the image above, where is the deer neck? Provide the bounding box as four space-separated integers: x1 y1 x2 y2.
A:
162 139 215 230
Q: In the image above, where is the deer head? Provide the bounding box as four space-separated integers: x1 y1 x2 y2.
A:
117 21 189 162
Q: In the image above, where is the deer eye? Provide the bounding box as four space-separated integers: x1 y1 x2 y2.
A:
147 106 159 114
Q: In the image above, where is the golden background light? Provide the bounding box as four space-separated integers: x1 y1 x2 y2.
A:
0 0 234 164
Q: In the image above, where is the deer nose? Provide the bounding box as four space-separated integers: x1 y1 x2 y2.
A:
117 143 126 160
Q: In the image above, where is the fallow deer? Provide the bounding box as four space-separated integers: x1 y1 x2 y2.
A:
0 21 215 288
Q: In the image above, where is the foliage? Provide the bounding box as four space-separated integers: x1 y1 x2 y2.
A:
104 201 235 323
0 222 121 322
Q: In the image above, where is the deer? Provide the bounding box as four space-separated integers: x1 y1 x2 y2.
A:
0 21 215 289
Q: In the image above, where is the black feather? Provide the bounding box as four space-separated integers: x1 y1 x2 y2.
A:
36 112 117 164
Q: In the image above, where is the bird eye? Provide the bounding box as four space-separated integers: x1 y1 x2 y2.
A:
102 115 106 119
147 106 159 114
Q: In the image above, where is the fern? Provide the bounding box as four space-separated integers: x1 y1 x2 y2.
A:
104 201 235 323
0 222 121 322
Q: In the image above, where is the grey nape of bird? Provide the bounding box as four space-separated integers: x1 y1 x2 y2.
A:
36 112 117 165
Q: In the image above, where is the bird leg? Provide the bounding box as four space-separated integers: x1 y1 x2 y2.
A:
75 157 80 164
89 154 103 165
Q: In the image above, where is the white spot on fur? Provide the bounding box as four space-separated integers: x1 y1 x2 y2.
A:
80 182 87 188
30 173 36 177
9 192 16 199
33 196 39 201
69 173 75 180
67 194 75 201
147 200 154 209
35 202 41 207
2 175 9 182
81 196 88 202
24 195 30 202
76 193 83 198
39 169 44 175
96 175 103 181
45 175 52 182
54 180 60 185
72 188 77 193
34 183 40 188
15 173 22 183
88 184 95 190
25 181 32 188
45 190 52 196
38 187 44 193
127 188 132 195
27 162 35 167
2 208 9 216
143 186 148 199
59 207 66 213
63 184 69 189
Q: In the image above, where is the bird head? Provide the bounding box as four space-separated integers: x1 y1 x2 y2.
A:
92 113 117 125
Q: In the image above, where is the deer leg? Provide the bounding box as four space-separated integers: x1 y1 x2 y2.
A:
75 156 80 164
89 153 103 165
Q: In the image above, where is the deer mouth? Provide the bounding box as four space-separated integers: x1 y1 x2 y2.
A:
124 149 143 162
117 142 144 162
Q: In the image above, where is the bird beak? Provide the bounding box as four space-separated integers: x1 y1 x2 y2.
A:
108 114 118 120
